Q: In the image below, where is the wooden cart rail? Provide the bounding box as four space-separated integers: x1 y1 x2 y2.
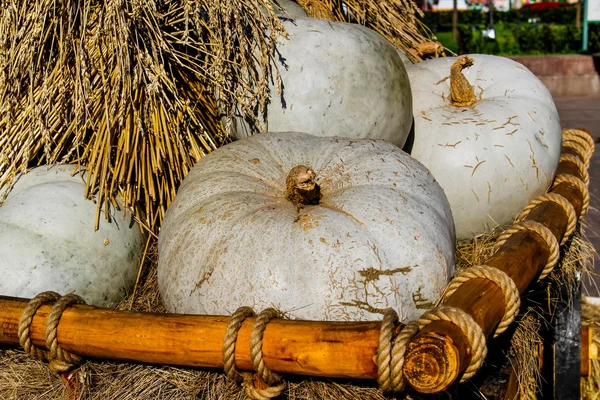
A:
0 129 594 397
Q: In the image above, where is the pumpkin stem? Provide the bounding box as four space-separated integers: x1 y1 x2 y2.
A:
286 165 321 208
450 56 477 107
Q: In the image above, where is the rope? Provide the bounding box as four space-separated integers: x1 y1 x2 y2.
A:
18 291 85 373
562 140 590 167
563 129 595 159
442 266 520 337
552 173 589 217
390 321 420 392
417 306 487 382
222 307 286 399
223 306 255 383
560 153 589 186
242 375 287 400
377 309 398 391
45 293 86 372
18 291 61 362
250 308 283 386
494 220 560 281
376 310 429 392
517 192 577 246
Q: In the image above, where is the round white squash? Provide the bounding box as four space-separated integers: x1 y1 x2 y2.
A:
158 132 455 322
271 0 307 18
407 54 562 239
231 17 413 148
0 165 145 307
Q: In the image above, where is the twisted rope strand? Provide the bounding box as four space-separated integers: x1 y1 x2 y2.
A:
442 265 520 337
390 321 420 392
246 308 285 399
562 140 590 167
45 293 86 372
494 220 560 281
377 309 398 391
563 129 595 159
18 291 61 362
222 306 255 383
552 173 589 217
517 192 577 246
560 153 589 186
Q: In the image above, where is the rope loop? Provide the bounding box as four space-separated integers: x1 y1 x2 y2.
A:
442 265 520 337
223 306 255 383
563 129 595 160
552 173 589 217
494 220 560 281
222 307 286 399
18 291 85 373
45 293 86 372
377 309 421 393
377 309 398 391
18 291 61 362
560 153 589 186
517 192 577 246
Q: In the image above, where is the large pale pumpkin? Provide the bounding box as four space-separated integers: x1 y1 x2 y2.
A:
0 165 145 307
231 17 413 148
407 54 562 239
158 132 455 322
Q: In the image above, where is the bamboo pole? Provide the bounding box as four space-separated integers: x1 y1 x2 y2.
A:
0 296 383 380
403 134 592 393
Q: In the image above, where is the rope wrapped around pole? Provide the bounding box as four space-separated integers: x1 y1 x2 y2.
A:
400 128 594 393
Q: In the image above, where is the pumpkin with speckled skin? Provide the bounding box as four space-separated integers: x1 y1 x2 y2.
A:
0 165 146 307
406 54 562 240
230 17 413 149
157 132 455 322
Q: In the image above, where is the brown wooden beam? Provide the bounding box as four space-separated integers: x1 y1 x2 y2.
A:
0 296 383 380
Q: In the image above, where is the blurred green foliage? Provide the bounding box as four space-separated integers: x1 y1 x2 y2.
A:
451 22 599 55
422 6 600 55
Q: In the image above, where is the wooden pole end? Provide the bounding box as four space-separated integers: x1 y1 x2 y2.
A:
403 332 460 393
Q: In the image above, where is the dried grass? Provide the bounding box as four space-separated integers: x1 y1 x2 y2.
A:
507 312 542 400
0 0 287 233
294 0 444 63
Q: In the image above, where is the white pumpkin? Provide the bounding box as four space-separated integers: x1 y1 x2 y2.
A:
0 165 145 307
271 0 307 18
158 132 455 322
231 17 413 148
407 54 562 239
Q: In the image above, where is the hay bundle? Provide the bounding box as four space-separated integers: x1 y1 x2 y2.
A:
293 0 441 63
0 0 287 232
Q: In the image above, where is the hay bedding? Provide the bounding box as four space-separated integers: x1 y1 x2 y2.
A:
1 229 595 400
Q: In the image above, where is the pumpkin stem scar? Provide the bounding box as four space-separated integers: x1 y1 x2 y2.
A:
450 56 477 107
286 165 322 208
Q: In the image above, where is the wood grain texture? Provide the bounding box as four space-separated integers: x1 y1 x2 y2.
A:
0 296 383 379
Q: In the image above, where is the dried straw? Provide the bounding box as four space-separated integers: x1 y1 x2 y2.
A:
0 0 287 233
293 0 445 63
